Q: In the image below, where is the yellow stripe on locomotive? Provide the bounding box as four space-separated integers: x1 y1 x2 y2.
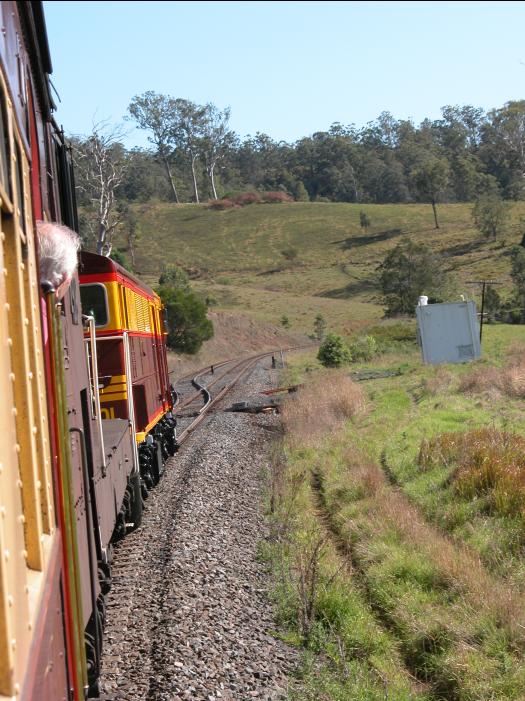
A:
79 252 173 449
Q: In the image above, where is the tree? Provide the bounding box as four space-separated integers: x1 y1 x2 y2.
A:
472 193 511 238
295 181 310 201
72 122 127 256
173 99 207 203
201 104 235 200
313 313 327 341
510 247 525 323
157 284 213 353
378 239 447 316
128 92 181 203
483 285 501 323
410 156 450 229
359 211 371 229
317 333 352 367
158 265 190 291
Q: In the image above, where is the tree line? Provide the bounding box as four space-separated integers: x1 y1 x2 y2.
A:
72 96 525 251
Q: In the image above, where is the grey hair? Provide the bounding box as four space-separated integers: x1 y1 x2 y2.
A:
36 220 81 287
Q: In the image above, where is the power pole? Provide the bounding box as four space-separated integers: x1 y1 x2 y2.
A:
466 280 502 342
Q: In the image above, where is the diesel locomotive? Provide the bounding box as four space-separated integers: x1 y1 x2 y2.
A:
0 3 176 699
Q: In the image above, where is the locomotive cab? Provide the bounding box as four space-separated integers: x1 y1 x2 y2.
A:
79 251 177 497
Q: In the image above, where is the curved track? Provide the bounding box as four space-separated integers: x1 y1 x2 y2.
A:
172 350 291 445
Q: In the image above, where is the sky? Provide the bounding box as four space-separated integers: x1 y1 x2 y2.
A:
43 1 525 149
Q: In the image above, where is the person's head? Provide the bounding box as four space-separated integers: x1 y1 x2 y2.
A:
36 220 80 299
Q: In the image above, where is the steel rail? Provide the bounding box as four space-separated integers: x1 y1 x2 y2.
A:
174 350 277 446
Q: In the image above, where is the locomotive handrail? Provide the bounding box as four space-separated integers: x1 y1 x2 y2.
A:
83 315 107 475
70 426 103 683
88 333 142 479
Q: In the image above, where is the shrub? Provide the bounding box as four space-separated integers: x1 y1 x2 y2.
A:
158 265 190 291
208 198 237 210
281 247 298 262
349 335 378 362
472 194 511 239
419 428 525 522
281 374 366 447
317 333 352 368
233 191 261 206
313 314 327 341
359 211 371 229
156 284 214 354
262 191 294 203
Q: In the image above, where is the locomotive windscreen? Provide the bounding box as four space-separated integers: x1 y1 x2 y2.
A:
80 283 109 326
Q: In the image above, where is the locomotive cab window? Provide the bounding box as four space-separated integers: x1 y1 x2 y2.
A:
80 283 109 327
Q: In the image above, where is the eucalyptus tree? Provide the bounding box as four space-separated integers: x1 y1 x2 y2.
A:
128 91 181 203
172 99 207 203
201 104 235 200
410 156 450 228
480 101 525 198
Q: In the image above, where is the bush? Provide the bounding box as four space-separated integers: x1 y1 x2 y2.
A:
317 333 352 368
109 248 130 270
378 239 447 317
262 191 294 203
158 265 190 291
349 335 378 362
233 191 261 206
359 211 371 229
156 284 214 354
208 198 237 210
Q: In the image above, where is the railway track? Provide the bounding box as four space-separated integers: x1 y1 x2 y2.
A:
171 349 298 445
99 355 298 700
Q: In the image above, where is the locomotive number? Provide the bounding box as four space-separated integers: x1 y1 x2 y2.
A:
101 406 116 419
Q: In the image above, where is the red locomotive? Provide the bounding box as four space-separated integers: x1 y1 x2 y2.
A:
0 3 176 699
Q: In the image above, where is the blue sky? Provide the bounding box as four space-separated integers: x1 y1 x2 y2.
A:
44 1 525 148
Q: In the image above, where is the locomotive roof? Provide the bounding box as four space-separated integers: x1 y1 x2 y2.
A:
79 250 159 300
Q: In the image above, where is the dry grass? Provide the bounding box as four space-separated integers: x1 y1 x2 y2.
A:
421 367 454 396
459 349 525 399
281 374 367 448
420 427 525 521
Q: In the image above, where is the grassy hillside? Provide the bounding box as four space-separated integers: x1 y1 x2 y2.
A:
120 201 525 335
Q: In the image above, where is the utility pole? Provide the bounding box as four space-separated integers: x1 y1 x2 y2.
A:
466 280 502 342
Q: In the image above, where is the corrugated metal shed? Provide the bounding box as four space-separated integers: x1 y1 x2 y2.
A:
416 301 481 365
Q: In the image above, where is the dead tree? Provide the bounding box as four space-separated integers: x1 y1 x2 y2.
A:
72 122 127 256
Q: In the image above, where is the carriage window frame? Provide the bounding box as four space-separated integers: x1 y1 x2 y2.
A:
0 90 12 209
79 282 110 328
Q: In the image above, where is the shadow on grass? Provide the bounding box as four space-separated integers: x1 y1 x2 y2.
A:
441 239 486 257
318 278 378 299
334 229 404 249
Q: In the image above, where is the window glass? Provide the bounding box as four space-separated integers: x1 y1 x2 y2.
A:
14 140 25 225
0 95 10 200
80 284 109 326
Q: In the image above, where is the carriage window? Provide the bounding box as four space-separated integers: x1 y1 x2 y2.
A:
80 283 109 327
14 140 25 226
0 95 10 202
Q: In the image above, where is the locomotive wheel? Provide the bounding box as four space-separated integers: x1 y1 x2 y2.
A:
128 471 143 530
98 560 112 595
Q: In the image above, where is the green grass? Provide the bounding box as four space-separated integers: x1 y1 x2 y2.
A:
273 327 525 699
262 444 428 700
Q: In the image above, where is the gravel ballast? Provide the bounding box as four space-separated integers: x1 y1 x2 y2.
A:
99 362 297 700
